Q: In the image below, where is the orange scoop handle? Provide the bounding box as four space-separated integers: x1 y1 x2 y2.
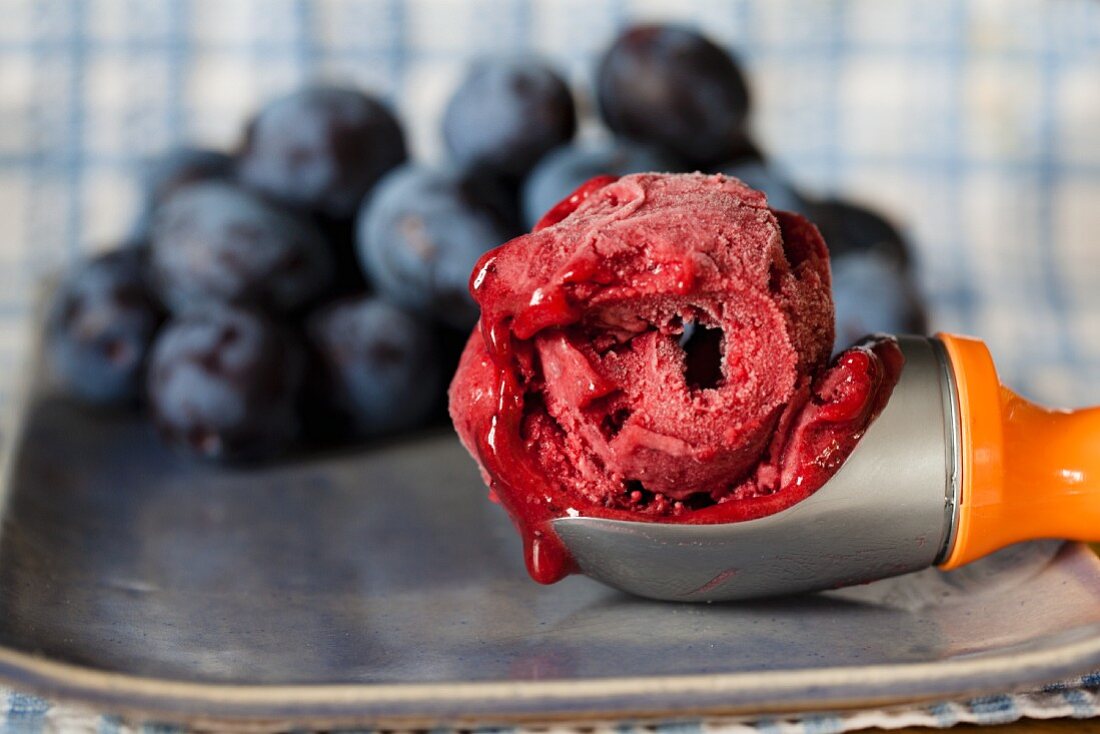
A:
939 333 1100 569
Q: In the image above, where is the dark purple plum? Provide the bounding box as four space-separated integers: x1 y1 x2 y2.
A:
522 140 679 228
145 147 236 207
131 147 235 239
146 306 303 461
238 86 407 218
715 159 814 216
150 181 333 314
724 131 765 165
356 164 522 329
46 249 164 407
597 24 751 166
310 214 369 295
443 58 576 178
304 295 441 439
806 199 922 344
832 252 926 350
812 197 912 268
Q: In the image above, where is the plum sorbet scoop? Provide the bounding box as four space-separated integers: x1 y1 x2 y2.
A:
449 173 1100 601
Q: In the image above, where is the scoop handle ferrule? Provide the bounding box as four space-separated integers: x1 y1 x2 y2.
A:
938 333 1100 569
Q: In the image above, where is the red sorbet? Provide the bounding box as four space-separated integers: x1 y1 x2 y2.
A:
449 173 902 584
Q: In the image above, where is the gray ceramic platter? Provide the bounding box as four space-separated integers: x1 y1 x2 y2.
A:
1 352 1100 730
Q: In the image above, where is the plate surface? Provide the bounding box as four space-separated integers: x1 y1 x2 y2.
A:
1 381 1100 728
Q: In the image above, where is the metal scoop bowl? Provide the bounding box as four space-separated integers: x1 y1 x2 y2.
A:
552 334 1100 602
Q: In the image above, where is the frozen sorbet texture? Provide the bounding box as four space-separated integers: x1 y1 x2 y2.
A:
449 173 901 583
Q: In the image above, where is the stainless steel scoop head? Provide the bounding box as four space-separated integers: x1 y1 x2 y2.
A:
551 336 960 601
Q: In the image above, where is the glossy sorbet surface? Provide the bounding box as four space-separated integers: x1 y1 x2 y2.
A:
448 173 902 583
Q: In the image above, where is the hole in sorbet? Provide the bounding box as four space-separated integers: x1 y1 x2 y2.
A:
680 491 718 511
599 407 632 440
624 480 653 505
679 321 724 390
768 262 784 294
519 393 547 441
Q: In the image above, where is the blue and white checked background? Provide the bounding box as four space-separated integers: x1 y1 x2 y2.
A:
1 0 1100 406
1 0 1100 731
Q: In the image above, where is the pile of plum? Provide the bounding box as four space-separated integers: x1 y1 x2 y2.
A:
46 23 924 462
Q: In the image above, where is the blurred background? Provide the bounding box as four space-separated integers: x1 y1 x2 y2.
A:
0 0 1098 408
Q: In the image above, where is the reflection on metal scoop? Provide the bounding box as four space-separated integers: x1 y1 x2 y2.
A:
552 334 1100 602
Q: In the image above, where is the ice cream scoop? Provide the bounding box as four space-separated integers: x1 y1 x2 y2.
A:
449 172 1100 602
554 332 1100 601
450 173 906 586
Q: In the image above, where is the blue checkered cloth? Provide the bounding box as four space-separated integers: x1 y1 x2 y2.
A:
2 0 1099 407
1 0 1099 729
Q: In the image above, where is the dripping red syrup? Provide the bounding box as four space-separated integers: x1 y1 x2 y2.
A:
465 177 905 584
